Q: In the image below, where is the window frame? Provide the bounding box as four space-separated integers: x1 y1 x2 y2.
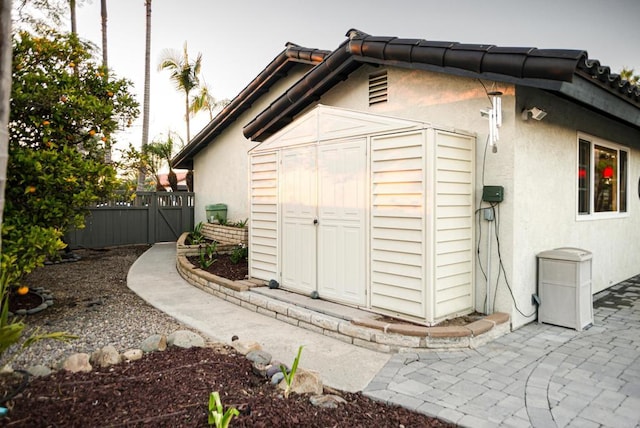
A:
576 133 629 220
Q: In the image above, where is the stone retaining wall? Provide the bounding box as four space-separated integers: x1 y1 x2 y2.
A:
202 223 248 246
176 253 511 353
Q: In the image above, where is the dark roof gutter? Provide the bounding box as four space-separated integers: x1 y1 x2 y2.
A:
243 29 640 142
172 43 330 169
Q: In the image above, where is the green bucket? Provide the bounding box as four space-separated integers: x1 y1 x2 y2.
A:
205 204 227 223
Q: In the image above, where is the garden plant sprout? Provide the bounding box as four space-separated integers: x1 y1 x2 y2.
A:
208 391 239 428
280 345 304 398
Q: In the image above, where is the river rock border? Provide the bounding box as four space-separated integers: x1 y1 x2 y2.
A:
176 254 511 353
28 331 338 409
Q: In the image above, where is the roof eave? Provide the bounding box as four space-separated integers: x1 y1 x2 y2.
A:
172 44 330 169
555 75 640 129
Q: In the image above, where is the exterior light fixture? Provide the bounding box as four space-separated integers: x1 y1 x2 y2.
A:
521 107 547 121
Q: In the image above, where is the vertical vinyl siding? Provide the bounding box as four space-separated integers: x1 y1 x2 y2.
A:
433 131 474 318
370 132 426 318
249 152 279 281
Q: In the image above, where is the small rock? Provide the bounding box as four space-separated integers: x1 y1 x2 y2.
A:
266 362 283 378
309 394 346 409
246 350 272 366
251 362 271 378
231 340 261 355
121 349 143 362
231 335 239 341
278 368 323 396
86 298 103 307
27 365 52 377
167 330 205 349
140 334 167 352
62 353 92 373
271 371 285 385
90 345 121 368
0 365 13 374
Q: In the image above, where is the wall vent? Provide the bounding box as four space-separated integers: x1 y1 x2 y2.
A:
369 70 388 105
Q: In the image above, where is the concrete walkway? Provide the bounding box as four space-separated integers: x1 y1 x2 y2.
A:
129 244 640 427
127 243 390 393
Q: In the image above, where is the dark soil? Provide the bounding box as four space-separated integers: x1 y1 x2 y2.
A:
7 291 44 313
3 346 451 427
0 246 452 427
187 253 249 281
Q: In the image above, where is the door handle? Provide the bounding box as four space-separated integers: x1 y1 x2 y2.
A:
313 219 318 225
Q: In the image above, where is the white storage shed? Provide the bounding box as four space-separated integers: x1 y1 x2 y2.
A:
249 105 476 325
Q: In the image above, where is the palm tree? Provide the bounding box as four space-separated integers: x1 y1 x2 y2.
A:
620 67 639 86
69 0 76 34
145 131 183 192
189 78 230 121
100 0 107 70
138 0 151 191
158 42 202 143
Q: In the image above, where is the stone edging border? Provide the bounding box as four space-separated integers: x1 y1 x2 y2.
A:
176 255 511 353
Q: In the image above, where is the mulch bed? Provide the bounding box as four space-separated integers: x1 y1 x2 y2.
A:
187 253 249 281
3 346 452 427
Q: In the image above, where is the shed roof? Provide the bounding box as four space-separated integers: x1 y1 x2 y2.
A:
244 29 640 142
172 43 330 169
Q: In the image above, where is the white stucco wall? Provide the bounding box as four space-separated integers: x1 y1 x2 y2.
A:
192 67 312 225
510 87 640 327
315 66 640 329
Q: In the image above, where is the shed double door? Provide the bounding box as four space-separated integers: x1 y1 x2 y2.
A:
280 140 367 306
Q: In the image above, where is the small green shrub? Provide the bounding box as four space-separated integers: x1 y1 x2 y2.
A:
198 242 217 269
190 222 206 245
208 391 239 428
280 345 304 399
214 213 227 226
231 218 248 228
229 244 248 264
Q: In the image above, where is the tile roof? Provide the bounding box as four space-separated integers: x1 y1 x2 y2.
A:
244 29 640 142
172 43 330 169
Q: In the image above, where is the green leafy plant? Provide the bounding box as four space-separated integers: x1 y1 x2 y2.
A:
190 221 206 245
280 345 304 399
231 218 248 228
208 391 239 428
198 242 217 269
214 213 227 226
4 29 138 288
229 244 247 265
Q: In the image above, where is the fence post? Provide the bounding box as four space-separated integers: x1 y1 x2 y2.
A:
148 192 157 244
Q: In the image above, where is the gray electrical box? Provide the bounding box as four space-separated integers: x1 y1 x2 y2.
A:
537 247 593 331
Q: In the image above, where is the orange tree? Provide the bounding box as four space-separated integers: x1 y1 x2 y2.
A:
2 29 138 286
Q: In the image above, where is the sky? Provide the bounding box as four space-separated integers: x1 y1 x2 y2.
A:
73 0 640 155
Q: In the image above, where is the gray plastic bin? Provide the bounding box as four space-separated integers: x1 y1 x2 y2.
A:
537 247 593 331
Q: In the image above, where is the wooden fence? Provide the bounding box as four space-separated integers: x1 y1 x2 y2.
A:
65 192 194 249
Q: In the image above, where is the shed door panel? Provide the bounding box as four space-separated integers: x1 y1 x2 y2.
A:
281 147 316 293
370 132 426 319
317 140 367 305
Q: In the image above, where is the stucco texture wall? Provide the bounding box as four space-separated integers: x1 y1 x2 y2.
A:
511 86 640 327
318 66 640 329
192 67 311 225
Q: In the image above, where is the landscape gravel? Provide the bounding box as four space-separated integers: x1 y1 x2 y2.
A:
3 245 194 371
